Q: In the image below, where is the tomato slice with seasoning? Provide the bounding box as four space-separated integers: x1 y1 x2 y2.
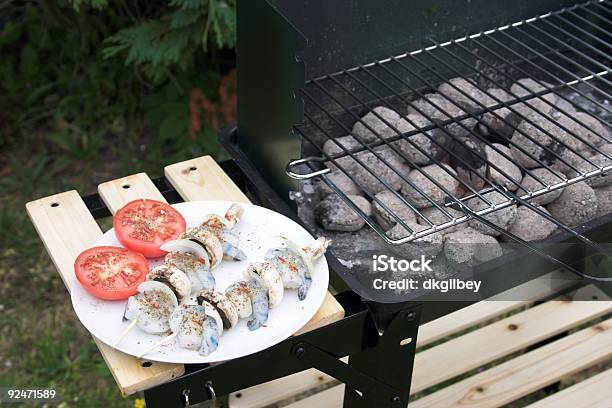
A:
74 246 149 300
113 199 187 258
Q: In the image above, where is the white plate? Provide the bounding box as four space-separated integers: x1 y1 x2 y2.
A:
70 201 329 364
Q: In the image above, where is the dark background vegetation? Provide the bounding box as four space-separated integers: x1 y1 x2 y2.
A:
1 1 236 406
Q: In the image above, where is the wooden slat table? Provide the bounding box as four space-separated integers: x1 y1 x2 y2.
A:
26 155 344 396
229 280 612 408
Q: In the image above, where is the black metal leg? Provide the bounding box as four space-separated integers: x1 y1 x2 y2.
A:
343 304 421 407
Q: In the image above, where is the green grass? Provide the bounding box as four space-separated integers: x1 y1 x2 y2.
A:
0 112 228 408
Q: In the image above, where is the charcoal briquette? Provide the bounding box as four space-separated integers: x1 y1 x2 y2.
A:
485 144 523 191
546 181 597 227
507 205 557 241
401 163 460 209
372 190 417 231
386 222 444 259
517 167 565 205
351 106 400 143
466 190 517 236
444 227 502 271
315 194 372 232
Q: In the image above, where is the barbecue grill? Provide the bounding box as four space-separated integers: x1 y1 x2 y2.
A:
224 0 612 304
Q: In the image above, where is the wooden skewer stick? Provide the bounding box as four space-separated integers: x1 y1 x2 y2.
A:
138 333 178 359
113 319 138 348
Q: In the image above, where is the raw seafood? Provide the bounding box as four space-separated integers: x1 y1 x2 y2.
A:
122 281 178 334
146 265 191 304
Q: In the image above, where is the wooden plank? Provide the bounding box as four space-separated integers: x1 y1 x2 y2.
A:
231 370 337 408
26 191 184 396
412 300 612 393
525 369 612 408
285 385 345 408
418 271 572 347
98 173 166 212
165 156 250 203
228 272 571 407
164 155 345 335
410 316 612 408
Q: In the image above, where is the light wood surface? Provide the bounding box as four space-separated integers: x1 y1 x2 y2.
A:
98 172 166 212
282 316 612 408
164 156 345 334
26 191 184 396
165 156 250 203
412 300 612 393
525 369 612 408
228 271 574 408
285 384 345 408
411 317 612 408
417 270 571 347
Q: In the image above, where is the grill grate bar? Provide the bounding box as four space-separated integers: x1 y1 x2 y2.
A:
515 19 612 102
288 0 612 243
423 41 608 162
338 68 534 191
465 33 612 138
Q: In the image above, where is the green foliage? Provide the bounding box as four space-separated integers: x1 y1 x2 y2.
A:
0 3 236 405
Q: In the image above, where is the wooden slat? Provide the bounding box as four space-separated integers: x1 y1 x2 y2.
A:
228 272 572 408
410 317 612 408
98 172 166 211
164 156 345 335
165 156 250 203
525 369 612 408
418 271 571 347
26 191 184 396
412 300 612 393
231 370 337 408
285 385 345 408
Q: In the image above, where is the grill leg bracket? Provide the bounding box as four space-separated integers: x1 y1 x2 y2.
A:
343 304 422 408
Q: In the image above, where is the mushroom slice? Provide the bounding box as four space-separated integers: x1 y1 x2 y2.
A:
196 288 239 329
183 227 223 269
146 265 191 304
245 261 284 308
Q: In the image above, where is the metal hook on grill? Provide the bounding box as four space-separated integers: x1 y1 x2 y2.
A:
449 198 612 283
205 380 216 404
181 389 190 407
286 156 330 180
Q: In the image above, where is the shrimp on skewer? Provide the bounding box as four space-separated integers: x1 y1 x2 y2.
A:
225 279 269 331
169 304 222 356
265 237 330 301
115 281 179 347
146 265 191 304
199 203 247 262
138 300 224 358
165 251 215 294
245 261 284 308
160 204 247 270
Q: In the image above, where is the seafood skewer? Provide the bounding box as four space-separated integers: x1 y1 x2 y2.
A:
170 304 222 356
146 265 191 304
165 251 215 294
196 288 239 330
225 278 270 331
137 301 224 358
246 261 284 307
265 237 330 301
115 281 179 346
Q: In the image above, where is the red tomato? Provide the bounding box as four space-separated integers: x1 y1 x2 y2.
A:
113 199 186 258
74 246 149 300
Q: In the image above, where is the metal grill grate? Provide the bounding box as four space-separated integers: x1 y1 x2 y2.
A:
287 0 612 246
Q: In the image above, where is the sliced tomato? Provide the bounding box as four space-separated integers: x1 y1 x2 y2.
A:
74 246 149 300
113 199 186 258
